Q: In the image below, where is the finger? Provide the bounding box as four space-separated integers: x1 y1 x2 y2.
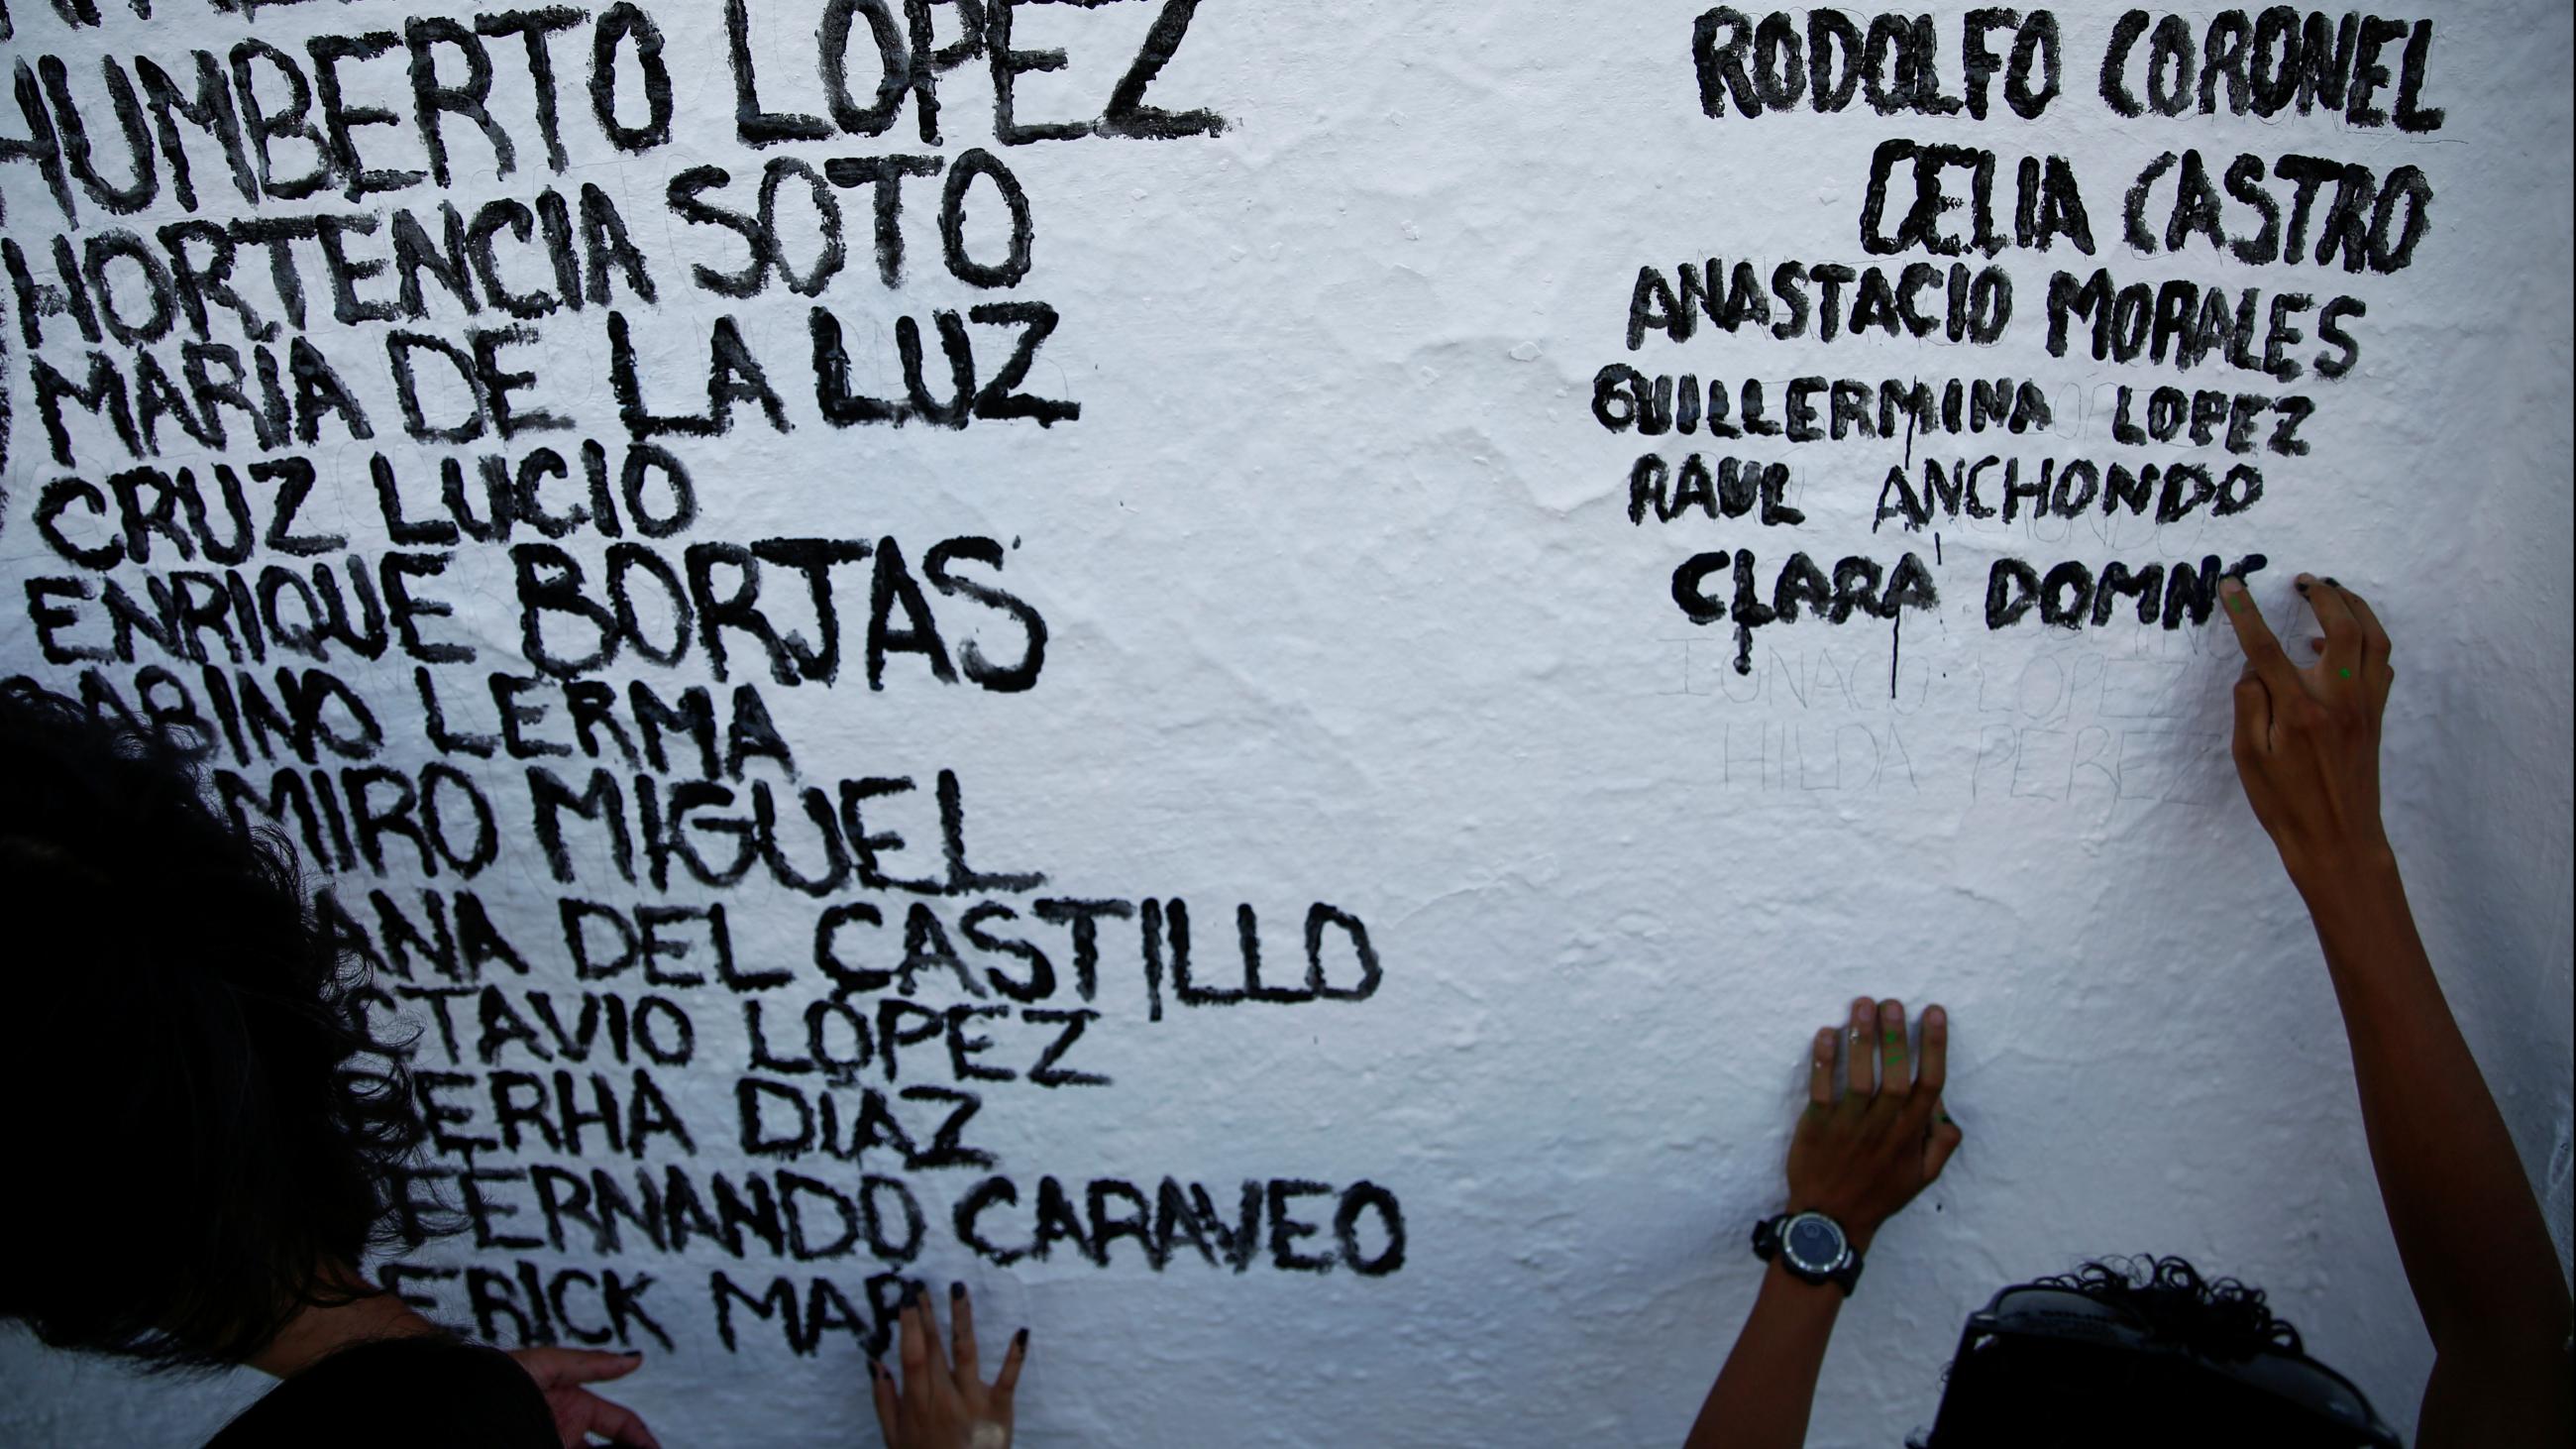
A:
575 1391 664 1449
2334 582 2391 663
513 1348 645 1388
2231 666 2273 763
900 1294 932 1417
916 1287 955 1398
1924 1111 1965 1179
2219 577 2302 702
2337 585 2396 709
949 1282 981 1383
1807 1026 1837 1107
2300 575 2363 684
870 1360 900 1449
1912 1005 1948 1100
1899 1009 1949 1135
994 1327 1029 1400
1875 999 1911 1100
1843 997 1877 1096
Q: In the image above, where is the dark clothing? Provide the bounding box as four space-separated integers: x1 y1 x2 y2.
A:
206 1337 557 1448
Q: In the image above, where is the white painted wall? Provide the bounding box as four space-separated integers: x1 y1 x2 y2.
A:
2 2 2568 1445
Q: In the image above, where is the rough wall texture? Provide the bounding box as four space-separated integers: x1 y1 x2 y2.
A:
1 2 2568 1445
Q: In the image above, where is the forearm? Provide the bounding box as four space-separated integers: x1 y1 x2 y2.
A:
1682 1262 1846 1449
2299 858 2572 1354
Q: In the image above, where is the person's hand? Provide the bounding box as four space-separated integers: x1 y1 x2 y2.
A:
2219 573 2397 891
1784 997 1962 1251
871 1282 1027 1449
507 1346 662 1448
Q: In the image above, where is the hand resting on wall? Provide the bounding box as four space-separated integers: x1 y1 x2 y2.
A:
871 1282 1029 1449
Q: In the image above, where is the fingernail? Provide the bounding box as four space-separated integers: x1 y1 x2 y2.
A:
2323 577 2341 587
622 1350 644 1359
1923 1006 1944 1026
1014 1328 1030 1349
2295 578 2310 594
949 1282 964 1300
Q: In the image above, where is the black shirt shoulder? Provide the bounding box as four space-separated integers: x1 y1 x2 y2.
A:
206 1337 558 1448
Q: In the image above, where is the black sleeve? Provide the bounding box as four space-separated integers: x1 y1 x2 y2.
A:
206 1337 560 1448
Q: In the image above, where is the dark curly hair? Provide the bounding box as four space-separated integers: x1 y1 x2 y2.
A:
0 684 439 1371
2034 1255 2304 1357
1914 1256 2394 1449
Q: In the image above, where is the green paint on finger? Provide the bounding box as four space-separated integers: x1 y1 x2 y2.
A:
2338 668 2353 679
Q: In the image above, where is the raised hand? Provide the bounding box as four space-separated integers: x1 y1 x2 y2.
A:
2218 570 2572 1448
2218 573 2397 890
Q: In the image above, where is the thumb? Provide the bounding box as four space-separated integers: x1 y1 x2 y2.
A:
511 1346 646 1389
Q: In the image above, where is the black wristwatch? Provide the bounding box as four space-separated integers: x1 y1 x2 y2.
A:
1753 1210 1865 1295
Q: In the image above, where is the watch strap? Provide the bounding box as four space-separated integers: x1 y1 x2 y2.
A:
1751 1214 1781 1260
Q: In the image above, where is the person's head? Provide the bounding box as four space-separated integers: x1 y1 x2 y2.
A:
0 686 432 1371
1916 1256 2399 1448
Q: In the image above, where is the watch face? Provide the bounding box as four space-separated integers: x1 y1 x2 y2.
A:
1784 1215 1845 1272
